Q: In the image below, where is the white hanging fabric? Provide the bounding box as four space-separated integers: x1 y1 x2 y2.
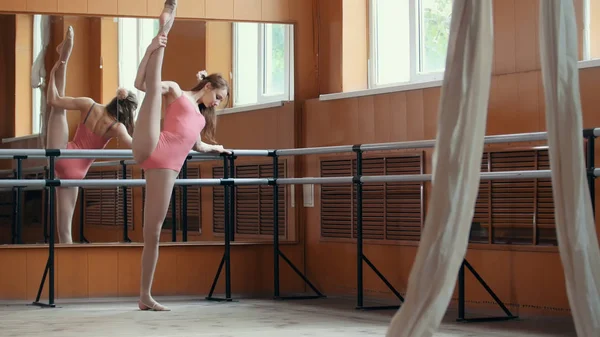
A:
386 1 494 336
538 1 600 336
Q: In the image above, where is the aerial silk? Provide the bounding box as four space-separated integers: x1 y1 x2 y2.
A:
386 0 600 336
385 1 494 336
539 1 600 336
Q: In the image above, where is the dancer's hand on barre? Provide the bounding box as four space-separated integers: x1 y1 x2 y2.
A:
207 144 232 155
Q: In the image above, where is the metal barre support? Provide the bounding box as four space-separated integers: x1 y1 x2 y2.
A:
271 152 325 301
33 156 56 308
353 146 404 311
122 161 131 243
206 156 234 302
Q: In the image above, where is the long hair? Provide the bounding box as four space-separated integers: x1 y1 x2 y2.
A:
105 88 138 134
189 72 229 144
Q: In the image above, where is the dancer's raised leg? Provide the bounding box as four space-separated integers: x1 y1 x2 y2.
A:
138 169 179 311
46 26 74 151
46 26 77 244
160 0 177 35
131 1 176 163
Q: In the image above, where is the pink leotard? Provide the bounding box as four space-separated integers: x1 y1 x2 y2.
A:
54 103 117 180
140 95 206 172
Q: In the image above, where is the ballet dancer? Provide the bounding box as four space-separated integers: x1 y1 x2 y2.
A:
46 26 138 244
132 0 230 311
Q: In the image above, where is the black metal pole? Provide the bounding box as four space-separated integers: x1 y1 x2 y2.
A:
587 135 596 217
171 175 177 242
182 158 188 242
79 187 88 243
13 157 24 244
223 156 232 299
121 161 131 242
229 155 236 242
458 261 465 320
354 147 363 308
43 167 49 243
11 169 17 244
48 155 56 306
273 152 280 298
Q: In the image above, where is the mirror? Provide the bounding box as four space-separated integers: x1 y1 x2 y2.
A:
0 13 295 246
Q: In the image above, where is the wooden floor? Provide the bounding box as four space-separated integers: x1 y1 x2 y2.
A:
0 296 577 336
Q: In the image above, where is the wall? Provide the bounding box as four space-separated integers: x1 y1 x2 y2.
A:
300 0 600 316
0 0 597 318
0 242 305 300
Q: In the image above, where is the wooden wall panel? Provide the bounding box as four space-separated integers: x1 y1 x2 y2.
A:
205 0 234 20
163 20 207 89
117 0 147 16
234 0 262 21
0 14 16 140
514 0 538 73
176 0 206 19
0 243 306 300
88 0 118 16
58 0 87 14
26 0 58 13
492 0 516 75
0 0 25 12
261 0 289 22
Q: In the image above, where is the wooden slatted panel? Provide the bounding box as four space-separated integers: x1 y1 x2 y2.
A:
84 170 121 226
258 163 286 236
212 167 224 233
385 156 423 241
184 167 201 232
0 176 13 228
536 149 556 245
320 159 353 238
22 172 44 227
490 151 535 244
352 158 385 240
236 165 260 234
212 162 287 236
470 152 491 243
116 169 134 229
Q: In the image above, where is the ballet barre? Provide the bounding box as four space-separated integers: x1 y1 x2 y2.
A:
0 148 266 159
2 127 597 320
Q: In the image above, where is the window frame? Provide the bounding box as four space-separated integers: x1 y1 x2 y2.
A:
32 14 44 135
368 0 449 89
232 22 294 107
117 17 159 121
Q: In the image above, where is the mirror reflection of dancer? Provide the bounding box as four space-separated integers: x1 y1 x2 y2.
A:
132 0 231 311
46 26 138 244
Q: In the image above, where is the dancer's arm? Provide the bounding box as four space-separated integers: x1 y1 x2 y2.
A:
192 134 230 154
47 61 94 111
114 123 133 148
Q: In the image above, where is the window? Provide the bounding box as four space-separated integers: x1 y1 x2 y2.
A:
583 0 600 61
118 18 159 120
369 0 452 88
232 23 294 107
31 14 47 135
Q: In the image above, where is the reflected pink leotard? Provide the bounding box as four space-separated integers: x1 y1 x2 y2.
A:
54 103 117 180
140 95 206 172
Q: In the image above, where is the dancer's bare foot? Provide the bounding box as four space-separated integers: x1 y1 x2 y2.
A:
138 298 170 311
55 26 74 63
159 0 177 36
